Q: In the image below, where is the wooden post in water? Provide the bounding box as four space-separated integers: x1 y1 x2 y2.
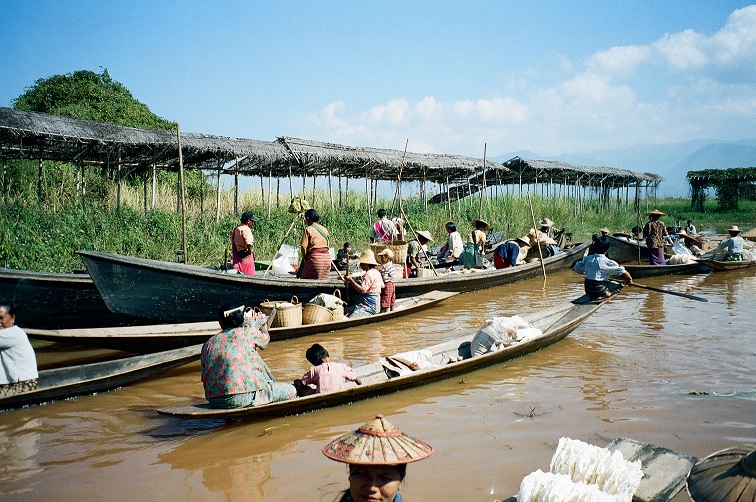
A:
176 123 188 264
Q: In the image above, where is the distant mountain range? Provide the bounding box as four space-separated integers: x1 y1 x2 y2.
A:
491 139 756 197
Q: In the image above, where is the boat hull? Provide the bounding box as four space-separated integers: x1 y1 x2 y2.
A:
26 291 457 353
78 243 589 323
0 268 137 329
605 235 652 264
157 285 619 420
697 259 754 271
621 262 708 279
0 344 201 411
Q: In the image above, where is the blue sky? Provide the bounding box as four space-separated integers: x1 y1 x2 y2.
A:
2 1 756 160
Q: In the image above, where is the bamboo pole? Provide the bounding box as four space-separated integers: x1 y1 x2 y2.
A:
143 166 148 215
177 124 188 264
233 157 239 216
215 160 222 222
329 168 334 209
37 159 43 204
151 162 157 210
117 149 122 211
478 143 487 218
268 170 272 217
389 139 409 218
527 192 546 284
263 212 303 277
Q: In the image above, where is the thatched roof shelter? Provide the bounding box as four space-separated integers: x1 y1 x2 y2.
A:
0 108 497 182
500 157 662 187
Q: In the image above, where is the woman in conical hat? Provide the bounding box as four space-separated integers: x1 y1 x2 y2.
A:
323 414 433 502
344 250 383 318
642 209 668 265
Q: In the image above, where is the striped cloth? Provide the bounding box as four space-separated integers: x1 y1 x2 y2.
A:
300 248 331 280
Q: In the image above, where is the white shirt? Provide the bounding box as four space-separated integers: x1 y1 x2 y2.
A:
0 325 38 384
444 231 464 259
573 254 626 281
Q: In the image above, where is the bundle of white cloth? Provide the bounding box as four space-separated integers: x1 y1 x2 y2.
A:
517 437 643 502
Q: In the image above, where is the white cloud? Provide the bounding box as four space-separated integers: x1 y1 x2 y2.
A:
297 6 756 157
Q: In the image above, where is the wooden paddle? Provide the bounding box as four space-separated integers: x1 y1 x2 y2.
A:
611 279 708 302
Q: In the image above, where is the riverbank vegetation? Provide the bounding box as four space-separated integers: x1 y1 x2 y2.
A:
2 165 754 273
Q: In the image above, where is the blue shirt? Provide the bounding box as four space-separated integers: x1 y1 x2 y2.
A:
573 254 626 281
717 235 744 255
494 240 521 267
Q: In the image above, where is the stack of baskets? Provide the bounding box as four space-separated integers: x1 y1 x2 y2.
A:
370 240 408 266
259 296 302 328
302 290 345 325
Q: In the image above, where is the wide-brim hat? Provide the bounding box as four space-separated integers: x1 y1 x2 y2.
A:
354 249 379 266
539 218 554 228
416 230 434 242
599 227 610 234
515 236 531 245
646 209 666 216
322 415 434 465
687 444 756 502
472 219 490 231
728 225 741 233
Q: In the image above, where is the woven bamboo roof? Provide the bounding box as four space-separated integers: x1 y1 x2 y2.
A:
0 108 498 182
501 157 662 185
0 108 661 189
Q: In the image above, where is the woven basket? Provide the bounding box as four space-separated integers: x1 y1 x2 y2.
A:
302 302 333 325
370 240 408 267
259 296 302 328
330 289 345 320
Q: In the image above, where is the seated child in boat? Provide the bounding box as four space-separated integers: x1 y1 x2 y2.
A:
294 343 362 396
377 249 396 313
573 235 633 300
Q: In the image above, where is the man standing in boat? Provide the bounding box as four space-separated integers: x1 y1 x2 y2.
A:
370 208 397 243
231 211 260 275
299 209 332 280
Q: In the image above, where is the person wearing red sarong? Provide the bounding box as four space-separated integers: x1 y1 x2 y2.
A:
299 208 331 280
231 211 259 275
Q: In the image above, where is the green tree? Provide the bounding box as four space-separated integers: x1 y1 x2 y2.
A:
12 68 175 130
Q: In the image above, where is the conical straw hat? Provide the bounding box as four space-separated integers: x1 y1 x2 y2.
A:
415 230 434 242
472 219 490 231
687 444 756 502
646 208 666 216
354 249 379 266
322 414 434 465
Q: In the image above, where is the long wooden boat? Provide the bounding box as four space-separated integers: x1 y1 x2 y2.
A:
620 262 708 279
0 268 136 329
696 258 754 271
26 290 458 353
157 283 620 420
78 243 589 324
0 344 202 412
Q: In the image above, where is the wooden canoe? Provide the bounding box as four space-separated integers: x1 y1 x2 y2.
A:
0 268 137 329
697 258 754 271
619 261 709 279
156 283 620 420
26 290 458 353
79 243 588 323
0 344 202 412
77 243 589 324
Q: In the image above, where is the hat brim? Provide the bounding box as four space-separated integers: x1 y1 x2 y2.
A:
646 209 666 216
416 231 434 242
472 219 490 230
322 431 434 465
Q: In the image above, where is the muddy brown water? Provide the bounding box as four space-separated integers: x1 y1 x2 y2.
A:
1 269 754 501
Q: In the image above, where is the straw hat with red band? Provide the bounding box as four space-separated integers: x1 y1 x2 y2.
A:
322 414 434 465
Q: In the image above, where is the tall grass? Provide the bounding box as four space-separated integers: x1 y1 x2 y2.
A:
2 174 754 273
